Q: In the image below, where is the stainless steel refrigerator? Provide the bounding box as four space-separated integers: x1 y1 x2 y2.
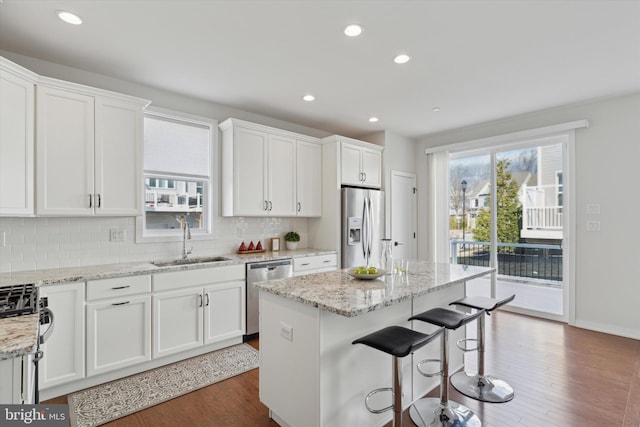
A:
341 187 385 268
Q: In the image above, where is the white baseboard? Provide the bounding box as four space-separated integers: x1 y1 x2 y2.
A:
572 319 640 341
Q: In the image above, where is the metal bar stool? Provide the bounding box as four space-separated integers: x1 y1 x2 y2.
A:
352 325 444 427
409 307 485 427
449 294 515 403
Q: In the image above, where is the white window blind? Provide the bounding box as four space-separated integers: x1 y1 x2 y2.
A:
144 115 210 177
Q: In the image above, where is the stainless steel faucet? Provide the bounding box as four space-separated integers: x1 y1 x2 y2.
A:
181 215 192 259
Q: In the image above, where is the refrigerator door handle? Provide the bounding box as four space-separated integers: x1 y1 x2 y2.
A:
361 198 368 261
367 196 373 260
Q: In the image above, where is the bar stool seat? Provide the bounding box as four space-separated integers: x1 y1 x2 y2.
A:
353 326 444 427
409 307 485 427
449 295 515 403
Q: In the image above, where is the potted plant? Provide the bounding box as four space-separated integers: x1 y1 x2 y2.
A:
284 231 300 250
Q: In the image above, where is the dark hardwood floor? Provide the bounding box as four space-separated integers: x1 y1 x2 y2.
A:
46 312 640 426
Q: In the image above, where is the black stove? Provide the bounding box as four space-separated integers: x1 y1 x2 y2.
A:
0 283 38 318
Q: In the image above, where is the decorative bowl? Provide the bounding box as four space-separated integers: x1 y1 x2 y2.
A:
346 268 386 280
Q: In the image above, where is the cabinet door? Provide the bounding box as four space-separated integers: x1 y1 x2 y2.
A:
39 282 85 389
296 141 321 217
268 134 296 216
152 288 203 358
361 147 382 188
86 294 151 376
340 143 363 186
204 281 245 345
36 86 95 215
234 127 268 216
94 98 142 216
0 69 34 215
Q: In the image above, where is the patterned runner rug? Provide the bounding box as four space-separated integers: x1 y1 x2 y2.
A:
68 343 259 427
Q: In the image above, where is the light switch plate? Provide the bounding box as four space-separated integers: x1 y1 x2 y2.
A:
586 204 601 215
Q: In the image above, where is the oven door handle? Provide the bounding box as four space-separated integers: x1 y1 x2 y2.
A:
39 308 54 345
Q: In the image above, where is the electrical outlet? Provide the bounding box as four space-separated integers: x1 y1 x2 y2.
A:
586 221 600 232
280 321 293 341
109 228 126 242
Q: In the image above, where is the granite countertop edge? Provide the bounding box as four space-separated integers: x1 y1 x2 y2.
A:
256 264 496 318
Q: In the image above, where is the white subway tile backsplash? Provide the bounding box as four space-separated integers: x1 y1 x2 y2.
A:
0 215 311 273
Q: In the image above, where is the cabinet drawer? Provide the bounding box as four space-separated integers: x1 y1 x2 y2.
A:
293 254 337 272
86 275 151 301
153 264 245 292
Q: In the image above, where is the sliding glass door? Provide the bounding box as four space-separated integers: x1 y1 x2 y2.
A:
449 140 566 321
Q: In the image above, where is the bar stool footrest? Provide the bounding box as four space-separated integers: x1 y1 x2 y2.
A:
416 358 442 378
456 337 479 352
364 387 394 414
451 371 514 403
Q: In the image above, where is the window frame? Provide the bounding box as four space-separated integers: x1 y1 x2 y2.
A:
135 107 218 243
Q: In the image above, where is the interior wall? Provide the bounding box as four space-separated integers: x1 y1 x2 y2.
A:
416 92 640 339
0 51 330 273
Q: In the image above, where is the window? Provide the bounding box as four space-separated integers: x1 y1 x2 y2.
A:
556 171 563 208
136 108 217 242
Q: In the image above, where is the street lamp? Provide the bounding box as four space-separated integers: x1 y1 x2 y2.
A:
461 180 468 243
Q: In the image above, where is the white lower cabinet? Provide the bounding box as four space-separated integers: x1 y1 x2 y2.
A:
86 275 152 376
293 254 338 276
153 287 204 357
86 295 151 376
38 282 85 390
152 264 246 359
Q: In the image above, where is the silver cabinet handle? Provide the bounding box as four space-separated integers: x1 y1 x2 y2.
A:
205 293 210 306
89 194 93 208
301 262 310 266
111 285 130 290
97 193 101 208
323 260 331 263
268 201 273 211
297 202 301 212
363 172 367 182
264 200 269 210
112 301 130 306
198 294 203 307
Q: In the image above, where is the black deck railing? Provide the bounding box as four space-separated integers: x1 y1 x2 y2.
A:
450 240 563 282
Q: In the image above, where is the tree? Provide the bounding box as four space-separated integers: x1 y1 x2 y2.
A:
473 159 522 244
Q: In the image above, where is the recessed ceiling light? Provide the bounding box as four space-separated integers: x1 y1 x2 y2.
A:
368 117 379 123
302 94 315 102
57 10 83 25
344 24 363 37
432 107 441 112
393 54 411 64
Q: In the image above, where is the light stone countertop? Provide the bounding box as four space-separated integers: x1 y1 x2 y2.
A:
0 248 335 357
255 262 495 317
0 314 39 359
0 248 336 288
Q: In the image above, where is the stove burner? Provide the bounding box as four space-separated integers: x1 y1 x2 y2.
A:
0 283 37 318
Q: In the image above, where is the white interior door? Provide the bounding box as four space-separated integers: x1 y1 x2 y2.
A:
390 171 417 260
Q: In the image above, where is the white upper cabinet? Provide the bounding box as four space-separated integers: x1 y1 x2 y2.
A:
0 58 36 216
220 118 321 217
338 137 383 189
296 140 322 217
36 77 148 216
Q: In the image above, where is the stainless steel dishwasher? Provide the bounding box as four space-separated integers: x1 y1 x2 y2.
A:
246 258 292 338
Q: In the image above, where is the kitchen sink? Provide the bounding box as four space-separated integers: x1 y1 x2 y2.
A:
152 256 232 267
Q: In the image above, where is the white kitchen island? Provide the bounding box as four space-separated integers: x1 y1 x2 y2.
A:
256 262 494 427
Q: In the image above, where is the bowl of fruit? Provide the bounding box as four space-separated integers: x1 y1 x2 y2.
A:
347 266 386 280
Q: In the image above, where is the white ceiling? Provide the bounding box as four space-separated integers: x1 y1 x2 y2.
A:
1 0 639 139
